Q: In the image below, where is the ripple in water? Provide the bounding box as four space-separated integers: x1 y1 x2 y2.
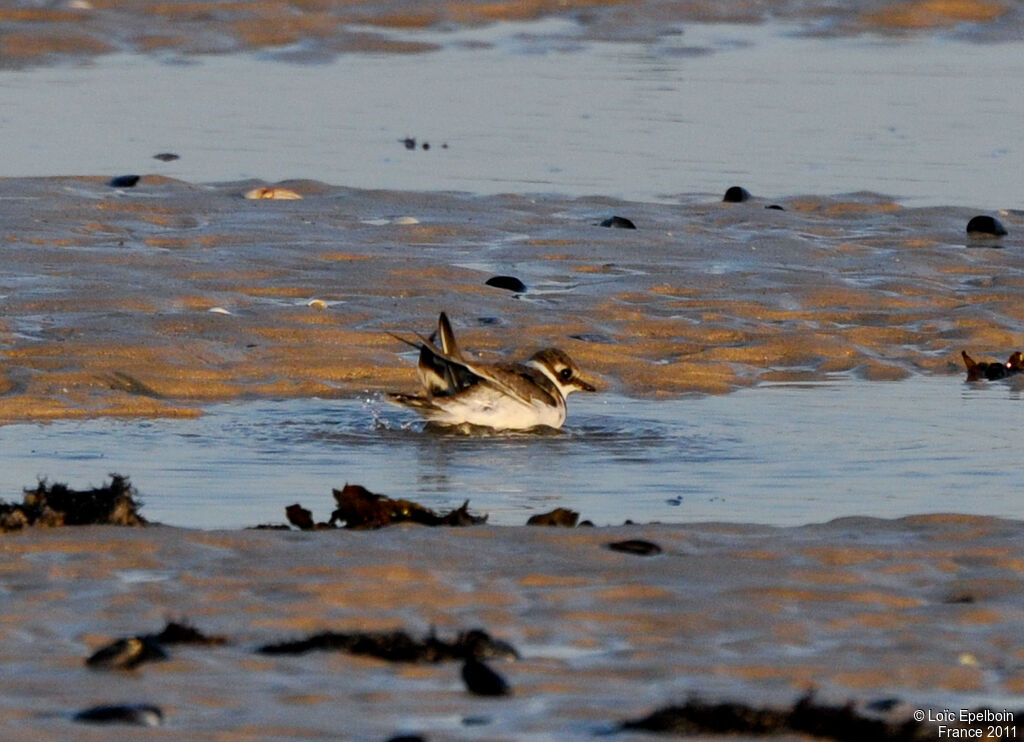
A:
1 376 1022 528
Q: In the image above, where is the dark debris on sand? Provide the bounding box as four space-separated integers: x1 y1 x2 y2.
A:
526 507 592 527
461 656 512 696
74 703 163 727
606 538 663 556
1 474 146 532
621 694 937 741
86 621 228 670
961 350 1024 381
286 484 487 530
258 627 518 663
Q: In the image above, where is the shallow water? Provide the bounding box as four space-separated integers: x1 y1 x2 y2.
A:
4 375 1022 528
2 20 1023 206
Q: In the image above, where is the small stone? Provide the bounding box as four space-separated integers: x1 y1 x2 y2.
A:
723 186 751 202
606 539 662 556
152 152 179 162
74 704 163 726
966 215 1008 236
600 215 637 229
485 275 527 293
109 175 140 188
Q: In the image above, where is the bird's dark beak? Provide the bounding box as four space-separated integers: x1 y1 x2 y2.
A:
577 379 597 393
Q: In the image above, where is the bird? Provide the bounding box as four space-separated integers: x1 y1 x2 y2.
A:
388 313 595 430
961 350 1024 381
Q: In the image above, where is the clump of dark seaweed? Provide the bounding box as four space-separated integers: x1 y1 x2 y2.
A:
285 484 487 530
86 621 227 670
461 656 512 696
620 693 934 741
961 350 1024 382
86 636 167 671
1 474 145 532
526 507 595 527
258 627 518 663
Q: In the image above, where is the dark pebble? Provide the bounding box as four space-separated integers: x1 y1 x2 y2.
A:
401 137 416 150
606 539 663 556
385 736 427 742
422 142 430 150
461 658 511 697
722 186 751 203
485 275 527 293
765 204 785 210
152 152 179 162
86 636 167 670
966 215 1008 236
109 174 140 188
74 704 163 726
600 215 637 229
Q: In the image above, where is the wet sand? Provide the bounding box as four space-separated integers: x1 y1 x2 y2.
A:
0 175 1020 423
2 0 1023 70
4 2 1024 736
2 514 1022 740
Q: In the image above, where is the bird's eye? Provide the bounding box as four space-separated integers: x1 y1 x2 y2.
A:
558 367 573 381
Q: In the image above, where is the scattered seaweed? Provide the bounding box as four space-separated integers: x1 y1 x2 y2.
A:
258 627 518 663
86 636 167 671
620 694 933 741
86 621 227 670
1 475 145 532
285 503 329 530
150 621 228 647
526 508 579 527
285 484 487 530
461 657 512 697
961 350 1024 381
